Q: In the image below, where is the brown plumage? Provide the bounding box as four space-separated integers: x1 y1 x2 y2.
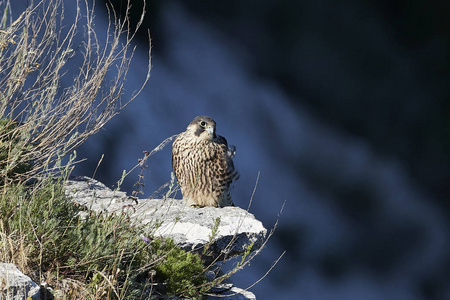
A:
172 116 239 207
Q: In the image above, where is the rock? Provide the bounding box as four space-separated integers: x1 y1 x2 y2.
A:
65 176 267 260
0 263 41 300
139 199 266 260
64 176 263 300
207 287 256 300
205 270 256 300
64 176 128 212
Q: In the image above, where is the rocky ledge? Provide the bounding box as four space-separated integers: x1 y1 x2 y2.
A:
65 176 265 299
64 176 267 261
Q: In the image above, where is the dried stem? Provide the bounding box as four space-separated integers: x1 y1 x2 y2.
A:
0 0 151 183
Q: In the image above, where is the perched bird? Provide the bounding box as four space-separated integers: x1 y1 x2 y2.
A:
172 116 239 207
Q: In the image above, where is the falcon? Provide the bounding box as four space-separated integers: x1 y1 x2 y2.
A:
172 116 239 207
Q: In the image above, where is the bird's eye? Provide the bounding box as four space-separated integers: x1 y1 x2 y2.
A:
200 121 206 127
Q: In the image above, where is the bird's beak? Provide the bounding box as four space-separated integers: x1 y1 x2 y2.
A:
206 126 215 135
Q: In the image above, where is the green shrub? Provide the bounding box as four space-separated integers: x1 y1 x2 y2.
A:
152 238 207 298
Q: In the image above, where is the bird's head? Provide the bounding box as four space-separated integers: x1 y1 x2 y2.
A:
187 115 216 141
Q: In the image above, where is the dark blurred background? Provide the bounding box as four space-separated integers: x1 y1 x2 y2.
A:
11 0 450 299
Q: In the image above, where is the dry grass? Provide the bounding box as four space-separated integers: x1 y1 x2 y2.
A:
0 0 150 185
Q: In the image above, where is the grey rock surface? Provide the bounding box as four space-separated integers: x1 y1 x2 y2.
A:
207 287 256 300
65 176 267 259
0 263 40 300
139 198 266 260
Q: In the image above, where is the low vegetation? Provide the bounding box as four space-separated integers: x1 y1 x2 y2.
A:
0 170 207 298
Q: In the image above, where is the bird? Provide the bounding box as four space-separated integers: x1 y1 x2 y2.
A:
172 116 239 207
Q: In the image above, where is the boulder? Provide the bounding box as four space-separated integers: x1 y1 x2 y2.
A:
65 176 267 260
0 263 40 300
